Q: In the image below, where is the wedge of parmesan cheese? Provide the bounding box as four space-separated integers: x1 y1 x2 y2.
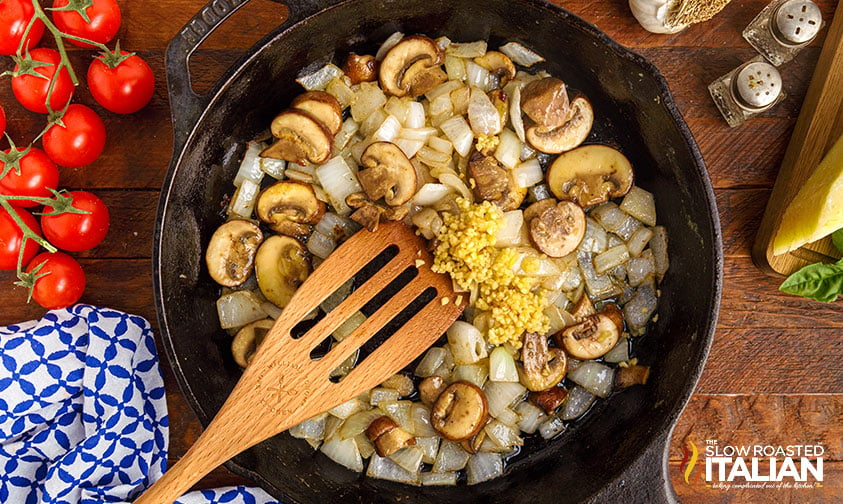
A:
773 133 843 256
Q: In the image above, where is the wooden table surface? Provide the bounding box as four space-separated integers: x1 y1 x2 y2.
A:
1 0 841 502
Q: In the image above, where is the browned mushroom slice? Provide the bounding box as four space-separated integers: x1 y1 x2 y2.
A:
614 364 651 390
467 151 526 211
349 202 383 232
342 53 379 85
571 293 597 322
405 63 448 97
518 332 568 392
529 200 586 258
365 416 416 457
522 198 557 224
291 91 343 135
520 77 570 129
205 219 263 287
358 141 418 206
418 375 448 407
554 305 623 360
255 235 311 308
262 109 333 165
546 144 634 208
526 96 593 154
378 35 444 97
529 386 568 414
473 51 516 87
430 381 489 442
256 181 326 237
231 318 275 368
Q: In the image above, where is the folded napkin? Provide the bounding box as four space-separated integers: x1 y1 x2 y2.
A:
0 305 280 504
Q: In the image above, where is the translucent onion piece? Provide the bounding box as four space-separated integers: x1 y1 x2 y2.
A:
338 408 383 439
321 437 363 472
512 158 543 189
468 86 501 135
390 445 424 473
466 61 491 91
561 386 596 420
453 363 489 388
578 250 619 300
405 101 426 129
495 407 520 427
624 281 658 335
435 36 451 50
394 138 425 159
234 141 264 187
401 127 439 143
445 55 467 82
369 387 401 407
376 31 404 60
334 118 360 151
484 419 523 448
626 226 654 257
355 433 376 459
415 347 447 377
411 207 444 240
378 400 414 432
326 77 356 109
297 63 343 91
440 116 474 157
260 301 283 320
289 413 327 440
415 436 440 464
515 401 546 434
426 80 463 101
499 41 546 67
385 96 410 124
483 381 526 418
494 129 521 169
351 81 387 122
593 244 630 275
227 179 260 219
447 321 488 364
592 202 628 234
320 277 353 312
538 413 566 439
621 186 657 226
315 155 363 216
374 115 403 143
438 173 474 202
412 183 453 207
410 403 438 437
216 290 267 329
568 361 615 398
626 256 656 287
580 218 609 253
446 40 488 58
315 212 359 242
509 83 526 143
307 231 337 259
489 346 519 382
329 398 366 419
466 452 503 485
360 108 388 138
433 440 470 473
603 337 630 364
495 210 525 247
368 453 420 484
285 169 315 184
428 135 453 154
260 157 286 180
421 471 457 486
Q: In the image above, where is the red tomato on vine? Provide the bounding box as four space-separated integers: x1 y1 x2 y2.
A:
41 190 110 252
0 147 60 207
51 0 121 48
0 0 46 56
11 48 75 114
43 104 106 168
88 50 155 114
26 251 86 309
0 206 42 271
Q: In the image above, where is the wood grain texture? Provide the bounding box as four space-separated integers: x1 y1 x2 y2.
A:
1 0 841 502
753 2 843 276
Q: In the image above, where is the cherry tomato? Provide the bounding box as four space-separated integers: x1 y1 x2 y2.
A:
0 147 60 207
0 0 46 56
42 104 106 168
27 251 85 309
87 51 154 114
41 191 109 252
0 206 41 271
0 105 5 137
51 0 120 48
11 48 75 114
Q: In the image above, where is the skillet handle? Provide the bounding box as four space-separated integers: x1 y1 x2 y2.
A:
165 0 337 151
586 428 679 504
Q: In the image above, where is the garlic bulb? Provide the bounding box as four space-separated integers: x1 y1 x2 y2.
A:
629 0 731 34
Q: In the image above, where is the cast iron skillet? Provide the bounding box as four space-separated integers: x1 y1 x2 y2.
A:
153 0 723 502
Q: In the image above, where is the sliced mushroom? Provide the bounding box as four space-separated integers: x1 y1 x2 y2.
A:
262 109 333 165
231 318 275 368
349 200 383 232
430 381 489 442
404 60 448 97
518 332 567 392
418 375 447 407
358 141 418 206
467 151 526 211
255 235 311 308
474 51 516 87
522 198 556 224
205 219 263 287
520 77 570 129
529 200 586 257
379 35 444 97
256 181 326 237
554 305 623 360
365 416 416 457
529 386 568 414
571 294 596 322
546 143 634 207
343 53 378 85
614 364 651 390
527 96 593 154
291 91 343 135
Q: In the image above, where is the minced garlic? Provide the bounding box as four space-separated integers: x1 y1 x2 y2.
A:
432 198 549 348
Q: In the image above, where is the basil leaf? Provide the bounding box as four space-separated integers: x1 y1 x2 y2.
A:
832 228 843 255
780 262 843 302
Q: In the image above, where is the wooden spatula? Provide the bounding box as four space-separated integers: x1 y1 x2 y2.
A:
136 222 465 504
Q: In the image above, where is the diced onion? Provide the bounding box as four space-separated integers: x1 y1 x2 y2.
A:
410 403 438 437
394 138 425 159
369 387 401 407
412 183 453 206
417 145 452 169
494 129 521 169
260 157 286 180
321 437 364 472
227 179 260 219
329 398 366 419
416 436 440 464
315 156 363 216
374 115 403 142
620 186 657 226
568 361 615 398
626 256 655 287
603 337 630 364
400 127 438 142
433 440 470 473
561 386 596 420
360 108 388 138
468 87 501 135
421 471 457 486
234 141 264 187
332 311 366 341
307 231 337 259
385 96 410 124
466 452 503 485
626 226 654 257
447 321 487 364
592 203 628 234
580 218 609 253
426 80 463 101
438 173 473 202
338 409 383 439
216 290 266 329
445 55 467 82
415 347 447 377
321 277 353 313
593 244 630 274
483 381 526 418
495 210 525 247
495 407 520 427
435 36 451 50
649 226 669 281
351 82 387 122
428 135 453 154
315 212 359 241
515 401 546 434
484 419 523 448
405 101 426 129
376 31 404 60
453 363 488 388
623 282 658 335
512 158 543 189
391 445 424 473
368 453 420 484
260 301 283 320
334 118 360 150
355 433 375 459
446 40 488 58
439 116 474 157
499 41 546 67
466 61 490 91
538 413 566 439
289 414 327 440
297 63 343 91
378 400 414 432
509 83 526 143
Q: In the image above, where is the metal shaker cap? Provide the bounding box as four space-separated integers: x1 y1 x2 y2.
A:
773 0 822 46
732 61 782 110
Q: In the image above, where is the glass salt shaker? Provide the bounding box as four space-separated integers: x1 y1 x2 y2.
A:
743 0 824 66
709 57 786 128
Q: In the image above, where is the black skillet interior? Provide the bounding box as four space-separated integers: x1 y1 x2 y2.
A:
154 0 722 502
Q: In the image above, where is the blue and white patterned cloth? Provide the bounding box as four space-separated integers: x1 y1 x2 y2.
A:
0 305 281 504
